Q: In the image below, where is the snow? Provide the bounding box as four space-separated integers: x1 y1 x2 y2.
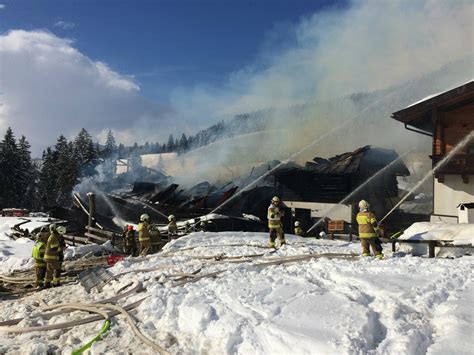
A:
405 79 473 109
0 228 473 354
399 222 474 246
0 217 52 272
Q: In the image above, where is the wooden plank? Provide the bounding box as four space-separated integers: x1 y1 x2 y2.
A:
84 232 110 244
86 226 115 237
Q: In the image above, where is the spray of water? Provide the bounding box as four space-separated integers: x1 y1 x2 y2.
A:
211 82 414 214
379 130 474 223
306 149 412 233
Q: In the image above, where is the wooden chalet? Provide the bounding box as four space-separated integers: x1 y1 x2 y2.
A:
392 80 474 221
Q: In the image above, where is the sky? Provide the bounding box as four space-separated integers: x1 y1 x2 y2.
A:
0 0 471 157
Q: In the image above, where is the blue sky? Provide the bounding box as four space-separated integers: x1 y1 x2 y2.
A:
0 0 470 156
0 0 346 103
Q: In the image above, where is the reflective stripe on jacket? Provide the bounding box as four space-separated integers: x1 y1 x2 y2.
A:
32 241 46 265
356 211 378 238
138 222 150 241
268 205 282 229
44 232 60 260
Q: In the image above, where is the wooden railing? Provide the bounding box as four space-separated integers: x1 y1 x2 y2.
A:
432 154 474 174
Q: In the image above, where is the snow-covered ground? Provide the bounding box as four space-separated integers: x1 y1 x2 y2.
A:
0 217 52 272
0 226 473 354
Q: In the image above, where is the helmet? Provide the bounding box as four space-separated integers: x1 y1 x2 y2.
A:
127 225 133 230
200 221 206 226
271 196 280 203
294 221 300 227
168 214 175 221
49 223 57 231
358 200 369 209
56 226 66 235
319 231 327 238
140 214 150 222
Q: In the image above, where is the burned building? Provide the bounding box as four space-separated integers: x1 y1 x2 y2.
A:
274 146 410 232
392 80 474 222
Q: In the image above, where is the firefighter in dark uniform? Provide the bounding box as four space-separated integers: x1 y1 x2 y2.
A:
123 225 137 256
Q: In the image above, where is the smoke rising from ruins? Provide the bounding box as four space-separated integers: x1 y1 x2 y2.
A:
165 0 473 187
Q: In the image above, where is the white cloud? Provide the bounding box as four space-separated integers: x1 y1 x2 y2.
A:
53 20 75 30
0 30 176 156
0 4 5 10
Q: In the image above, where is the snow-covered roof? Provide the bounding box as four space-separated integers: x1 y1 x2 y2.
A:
399 222 474 246
405 79 474 109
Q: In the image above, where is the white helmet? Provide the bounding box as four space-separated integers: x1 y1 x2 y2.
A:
271 196 280 203
168 214 175 221
140 213 150 222
49 223 57 231
294 221 300 227
57 226 66 235
319 231 327 238
359 200 369 209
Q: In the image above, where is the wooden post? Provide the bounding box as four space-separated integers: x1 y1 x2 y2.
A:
392 241 396 252
349 233 352 242
428 241 435 258
87 192 96 242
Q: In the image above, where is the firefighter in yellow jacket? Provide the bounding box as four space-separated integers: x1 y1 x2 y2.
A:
356 200 383 259
138 214 152 256
44 224 66 288
294 221 305 237
268 196 286 248
31 226 48 288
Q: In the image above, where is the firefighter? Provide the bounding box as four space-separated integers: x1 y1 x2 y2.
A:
150 223 162 253
31 227 48 288
198 221 206 232
44 225 66 288
123 225 137 256
294 221 305 237
168 215 178 239
138 214 152 256
268 196 286 248
184 221 193 234
356 200 383 259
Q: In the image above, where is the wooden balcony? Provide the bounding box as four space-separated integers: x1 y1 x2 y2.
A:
432 154 474 176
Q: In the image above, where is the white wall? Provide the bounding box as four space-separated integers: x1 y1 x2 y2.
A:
283 201 353 222
434 175 474 216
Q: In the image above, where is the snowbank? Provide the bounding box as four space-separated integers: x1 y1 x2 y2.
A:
0 231 472 354
399 222 474 246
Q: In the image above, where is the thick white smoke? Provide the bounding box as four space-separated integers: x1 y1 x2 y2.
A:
164 0 472 187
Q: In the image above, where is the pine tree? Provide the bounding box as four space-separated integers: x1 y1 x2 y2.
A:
17 136 38 209
54 135 78 206
0 127 22 208
167 134 174 152
74 128 98 176
103 130 117 158
39 148 57 207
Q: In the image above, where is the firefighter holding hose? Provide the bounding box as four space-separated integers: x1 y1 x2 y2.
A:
138 214 152 256
356 200 383 259
268 196 286 248
44 224 67 288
